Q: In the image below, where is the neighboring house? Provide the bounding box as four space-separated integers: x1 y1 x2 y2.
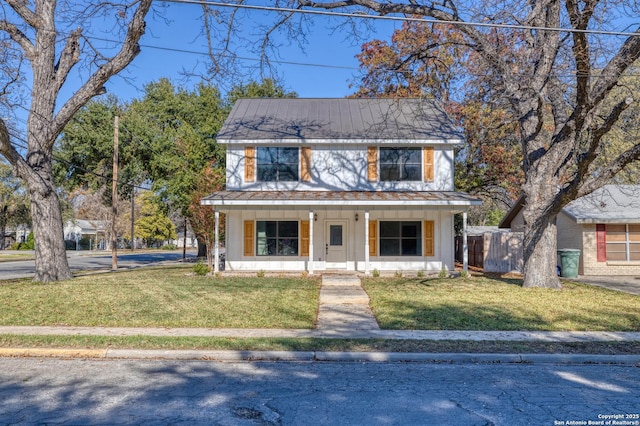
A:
63 219 108 250
201 98 481 274
499 185 640 276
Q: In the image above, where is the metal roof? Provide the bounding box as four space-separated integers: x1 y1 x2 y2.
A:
564 185 640 223
201 190 481 208
217 98 463 143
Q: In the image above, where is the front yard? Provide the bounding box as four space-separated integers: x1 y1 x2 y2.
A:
1 267 639 352
363 275 640 331
0 267 320 329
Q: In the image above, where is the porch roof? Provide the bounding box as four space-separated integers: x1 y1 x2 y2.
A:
201 190 481 208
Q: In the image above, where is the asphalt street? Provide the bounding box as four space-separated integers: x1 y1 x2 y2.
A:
0 251 196 280
1 357 639 425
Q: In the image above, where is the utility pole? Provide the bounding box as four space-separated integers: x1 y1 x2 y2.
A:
111 115 119 270
131 187 135 252
183 218 187 260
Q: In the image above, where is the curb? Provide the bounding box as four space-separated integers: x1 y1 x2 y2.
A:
1 348 639 365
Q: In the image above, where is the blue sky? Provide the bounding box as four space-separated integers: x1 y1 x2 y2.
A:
102 2 399 101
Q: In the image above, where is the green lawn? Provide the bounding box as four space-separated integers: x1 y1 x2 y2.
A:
0 266 320 329
1 267 639 333
362 275 640 331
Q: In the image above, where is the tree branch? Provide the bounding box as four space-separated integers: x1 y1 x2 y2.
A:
5 0 39 28
53 28 82 93
0 20 36 59
51 0 152 140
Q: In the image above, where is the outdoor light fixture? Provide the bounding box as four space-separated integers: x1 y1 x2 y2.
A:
355 213 359 221
314 213 318 221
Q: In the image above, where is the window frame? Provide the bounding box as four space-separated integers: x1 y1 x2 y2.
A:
256 220 300 257
379 221 423 256
379 147 422 182
256 147 299 182
604 224 640 261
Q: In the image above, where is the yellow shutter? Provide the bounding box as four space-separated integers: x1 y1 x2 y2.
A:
245 147 255 182
243 220 254 256
301 147 311 182
300 220 310 256
424 220 434 256
367 146 378 182
423 147 434 182
369 220 378 256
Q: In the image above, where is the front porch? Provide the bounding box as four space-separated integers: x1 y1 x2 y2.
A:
201 191 481 275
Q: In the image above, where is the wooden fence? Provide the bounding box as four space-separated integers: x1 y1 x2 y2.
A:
455 235 484 268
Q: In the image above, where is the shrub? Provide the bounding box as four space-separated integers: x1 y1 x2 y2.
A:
372 269 380 278
416 269 425 278
257 270 265 278
394 270 403 278
192 261 209 276
161 244 177 250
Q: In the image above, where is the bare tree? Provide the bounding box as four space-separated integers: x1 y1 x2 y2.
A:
204 0 640 287
0 0 152 282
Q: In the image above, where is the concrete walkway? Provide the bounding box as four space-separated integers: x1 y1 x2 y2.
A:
316 274 379 331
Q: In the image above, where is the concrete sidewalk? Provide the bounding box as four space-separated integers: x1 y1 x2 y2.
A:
1 273 639 363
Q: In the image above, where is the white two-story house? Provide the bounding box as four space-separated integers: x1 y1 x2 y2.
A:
201 98 481 274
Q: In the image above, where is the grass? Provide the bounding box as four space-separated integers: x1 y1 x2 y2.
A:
362 275 640 331
1 335 640 355
0 252 34 262
1 267 640 353
0 266 320 329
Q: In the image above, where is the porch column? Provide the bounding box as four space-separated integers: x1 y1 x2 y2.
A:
308 210 314 275
462 210 468 273
364 210 370 275
214 208 220 273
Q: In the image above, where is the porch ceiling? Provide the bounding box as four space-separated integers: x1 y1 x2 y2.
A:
201 190 482 209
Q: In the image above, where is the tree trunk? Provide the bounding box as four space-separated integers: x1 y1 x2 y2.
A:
30 185 72 282
522 204 561 289
197 237 207 258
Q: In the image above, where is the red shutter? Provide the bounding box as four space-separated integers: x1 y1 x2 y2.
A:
596 224 606 262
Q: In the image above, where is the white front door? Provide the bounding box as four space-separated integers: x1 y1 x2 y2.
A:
325 220 347 269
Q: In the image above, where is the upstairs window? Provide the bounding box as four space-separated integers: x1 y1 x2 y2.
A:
257 147 299 182
379 148 421 181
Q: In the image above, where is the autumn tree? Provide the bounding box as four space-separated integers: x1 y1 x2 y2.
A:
0 0 152 282
351 21 523 219
207 1 640 287
188 164 225 271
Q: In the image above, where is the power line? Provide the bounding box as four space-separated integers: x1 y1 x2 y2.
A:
160 0 640 38
85 35 359 70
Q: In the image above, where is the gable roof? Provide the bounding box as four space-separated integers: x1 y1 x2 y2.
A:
499 185 640 228
217 98 463 143
563 185 640 223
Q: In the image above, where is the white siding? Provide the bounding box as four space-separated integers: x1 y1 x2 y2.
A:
222 208 454 273
225 144 455 191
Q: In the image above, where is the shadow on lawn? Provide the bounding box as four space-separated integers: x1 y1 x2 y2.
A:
375 299 640 331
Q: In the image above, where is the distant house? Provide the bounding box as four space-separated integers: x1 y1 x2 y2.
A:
499 185 640 276
201 98 481 274
63 219 108 250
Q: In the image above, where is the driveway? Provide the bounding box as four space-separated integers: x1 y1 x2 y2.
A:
571 275 640 295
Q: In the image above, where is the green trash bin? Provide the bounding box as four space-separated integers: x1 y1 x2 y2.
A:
557 249 581 278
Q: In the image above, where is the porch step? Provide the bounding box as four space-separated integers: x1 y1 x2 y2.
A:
317 275 380 331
